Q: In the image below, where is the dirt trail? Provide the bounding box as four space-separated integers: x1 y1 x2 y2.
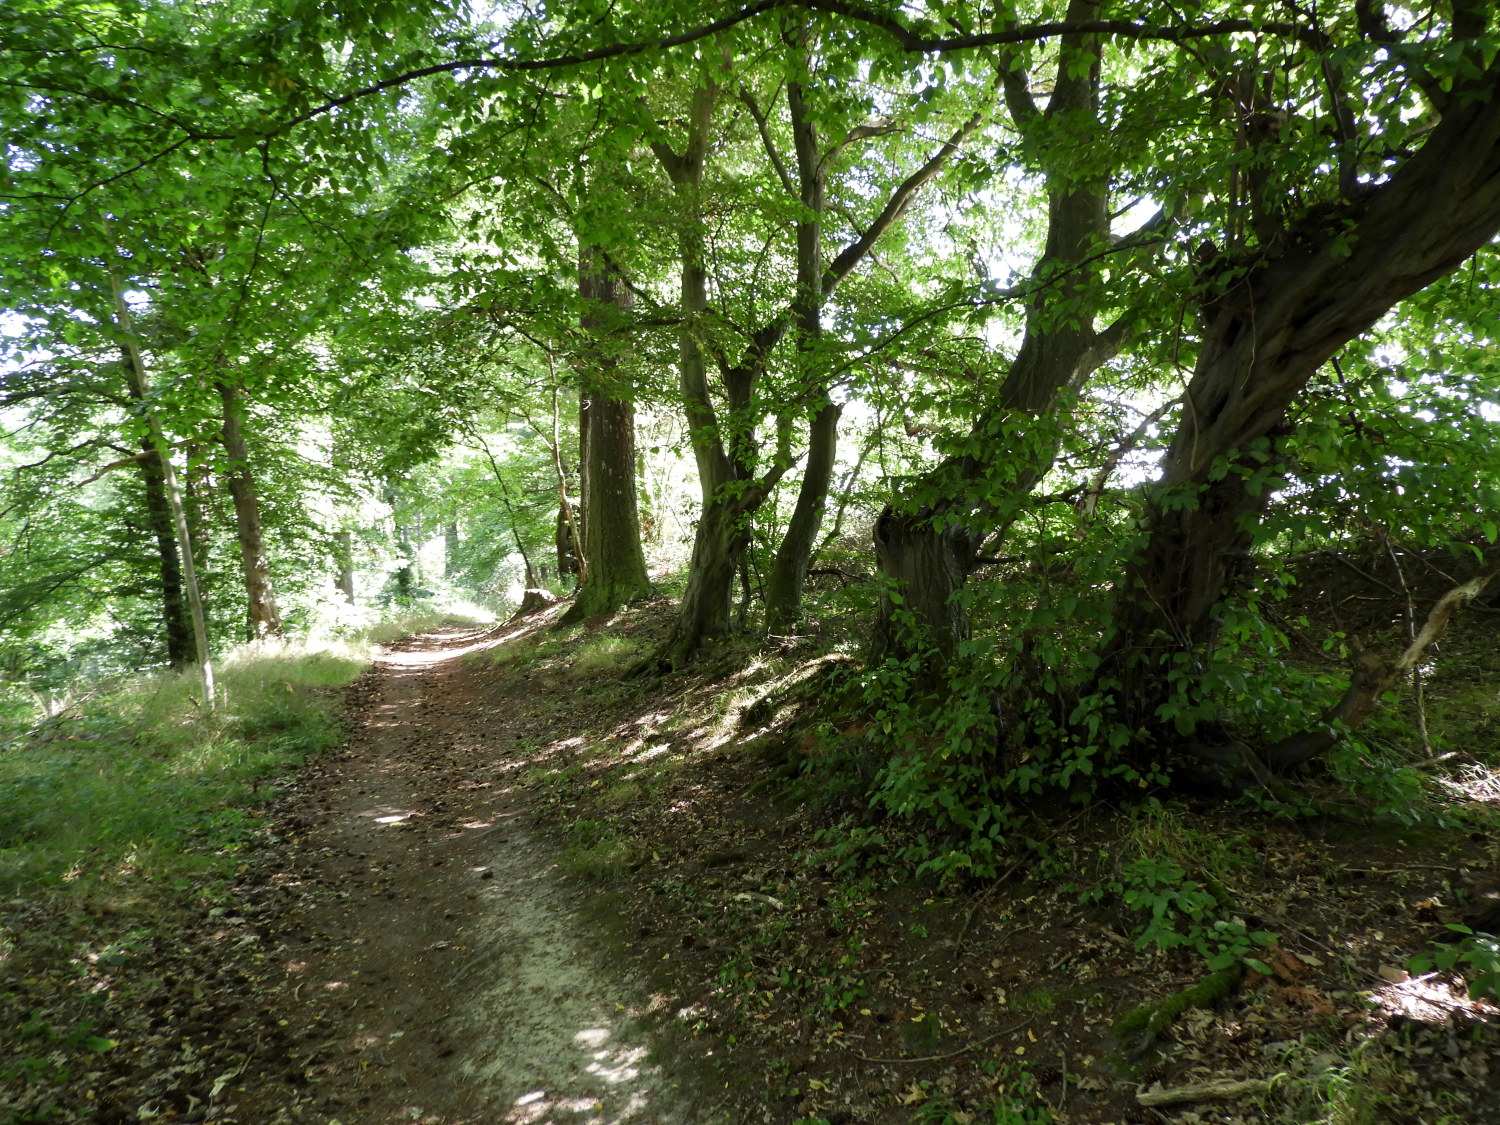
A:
235 626 731 1124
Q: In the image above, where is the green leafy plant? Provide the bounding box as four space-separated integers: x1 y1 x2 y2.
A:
912 1065 1054 1124
1409 925 1500 1003
1091 855 1277 971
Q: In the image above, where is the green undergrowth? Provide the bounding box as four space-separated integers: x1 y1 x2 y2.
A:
0 639 366 896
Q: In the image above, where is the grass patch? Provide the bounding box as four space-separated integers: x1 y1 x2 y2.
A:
559 818 640 880
573 634 647 676
0 638 366 896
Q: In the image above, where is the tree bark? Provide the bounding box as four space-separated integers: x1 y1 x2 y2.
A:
640 50 978 672
871 509 975 666
1108 62 1500 744
563 247 652 623
765 66 838 637
218 380 284 640
871 1 1121 666
636 77 746 672
766 394 840 634
129 380 192 666
108 267 215 708
334 530 356 604
444 521 460 578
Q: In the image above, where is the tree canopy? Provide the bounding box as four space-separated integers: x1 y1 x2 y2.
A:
7 0 1500 863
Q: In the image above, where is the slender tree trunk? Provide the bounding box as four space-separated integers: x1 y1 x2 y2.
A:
183 444 210 578
639 55 976 672
108 266 215 708
638 79 745 671
766 393 840 634
472 430 542 589
444 521 460 578
218 380 283 640
556 507 580 581
334 530 356 604
130 382 192 666
765 69 838 637
563 248 653 624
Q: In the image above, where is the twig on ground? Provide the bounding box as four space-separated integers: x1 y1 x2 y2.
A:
851 1019 1032 1064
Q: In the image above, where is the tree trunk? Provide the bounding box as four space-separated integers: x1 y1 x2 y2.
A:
641 57 974 672
1106 66 1500 751
766 394 841 635
636 79 741 672
444 521 460 578
871 4 1117 665
765 69 838 638
218 380 283 640
642 496 749 671
183 444 210 578
133 418 193 666
555 506 580 581
563 247 652 623
334 530 356 604
870 508 974 667
109 273 215 708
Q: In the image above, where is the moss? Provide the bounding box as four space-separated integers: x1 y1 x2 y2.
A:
1013 988 1059 1013
1113 964 1243 1045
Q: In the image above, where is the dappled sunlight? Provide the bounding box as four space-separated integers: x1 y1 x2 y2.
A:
362 807 421 825
377 628 510 669
1368 970 1499 1025
1430 758 1500 803
218 635 373 668
492 1019 659 1124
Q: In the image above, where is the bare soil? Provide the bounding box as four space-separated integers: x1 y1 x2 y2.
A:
229 607 1500 1125
215 623 738 1124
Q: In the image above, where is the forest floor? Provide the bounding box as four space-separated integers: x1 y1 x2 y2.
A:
7 588 1500 1124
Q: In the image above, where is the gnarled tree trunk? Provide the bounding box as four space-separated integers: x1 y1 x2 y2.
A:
1105 64 1500 767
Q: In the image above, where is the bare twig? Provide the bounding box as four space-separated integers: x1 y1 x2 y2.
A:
852 1019 1032 1064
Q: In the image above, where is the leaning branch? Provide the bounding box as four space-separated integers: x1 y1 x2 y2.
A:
1266 550 1500 768
824 112 983 292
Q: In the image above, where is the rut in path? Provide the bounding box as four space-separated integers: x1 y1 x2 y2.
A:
235 626 731 1125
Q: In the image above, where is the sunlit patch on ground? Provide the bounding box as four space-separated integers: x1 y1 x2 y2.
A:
1369 970 1500 1023
1431 757 1500 802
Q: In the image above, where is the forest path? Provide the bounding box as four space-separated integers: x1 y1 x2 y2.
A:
235 625 726 1124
